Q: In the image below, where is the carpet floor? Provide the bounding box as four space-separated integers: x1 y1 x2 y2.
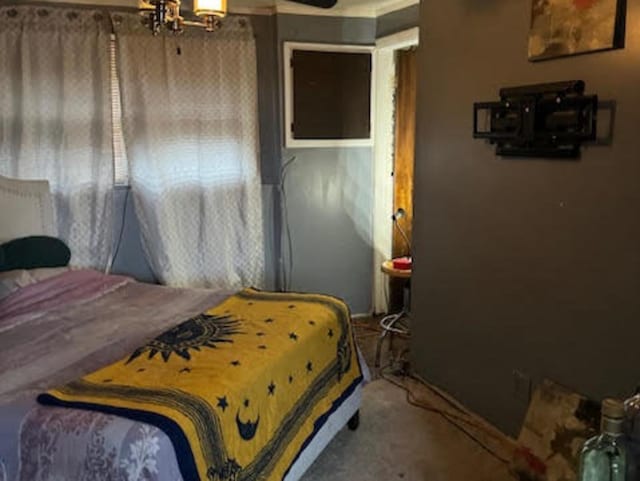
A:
301 379 516 481
300 318 516 481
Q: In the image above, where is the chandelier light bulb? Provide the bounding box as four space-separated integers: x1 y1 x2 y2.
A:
194 0 227 18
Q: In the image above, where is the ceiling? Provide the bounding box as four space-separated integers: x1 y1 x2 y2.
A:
253 0 417 16
44 0 418 17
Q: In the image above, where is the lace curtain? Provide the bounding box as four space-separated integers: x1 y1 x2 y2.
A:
114 15 265 289
0 6 113 268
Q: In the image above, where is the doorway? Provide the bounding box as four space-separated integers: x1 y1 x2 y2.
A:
372 28 419 314
389 47 417 310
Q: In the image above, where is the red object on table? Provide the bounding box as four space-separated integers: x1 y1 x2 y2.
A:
392 256 412 270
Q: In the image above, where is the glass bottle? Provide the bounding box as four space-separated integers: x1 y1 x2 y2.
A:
625 391 640 481
578 398 627 481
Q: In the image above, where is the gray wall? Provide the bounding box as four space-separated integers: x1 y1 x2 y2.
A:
376 4 419 38
277 14 376 314
277 13 376 45
412 0 640 436
282 148 373 313
252 14 282 186
111 187 156 283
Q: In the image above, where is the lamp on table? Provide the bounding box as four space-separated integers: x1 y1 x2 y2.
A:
375 208 412 368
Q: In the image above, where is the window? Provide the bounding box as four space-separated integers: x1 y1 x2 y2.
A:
284 42 374 148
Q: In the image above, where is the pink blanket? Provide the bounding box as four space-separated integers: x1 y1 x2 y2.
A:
0 269 130 324
0 269 231 481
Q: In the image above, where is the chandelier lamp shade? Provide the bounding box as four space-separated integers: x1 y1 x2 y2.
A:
139 0 227 34
194 0 227 19
193 0 227 31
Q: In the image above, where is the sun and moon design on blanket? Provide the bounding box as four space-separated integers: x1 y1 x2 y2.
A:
40 289 362 481
122 309 336 442
126 313 244 363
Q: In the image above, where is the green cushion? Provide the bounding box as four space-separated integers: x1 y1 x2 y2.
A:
0 236 71 273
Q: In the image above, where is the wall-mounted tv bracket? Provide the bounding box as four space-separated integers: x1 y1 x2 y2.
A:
473 81 598 158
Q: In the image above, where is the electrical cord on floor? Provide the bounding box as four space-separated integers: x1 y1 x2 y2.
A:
379 366 500 434
379 364 512 465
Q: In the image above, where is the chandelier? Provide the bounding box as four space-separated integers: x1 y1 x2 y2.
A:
139 0 227 34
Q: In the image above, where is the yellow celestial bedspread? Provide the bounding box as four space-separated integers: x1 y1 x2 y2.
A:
40 288 363 481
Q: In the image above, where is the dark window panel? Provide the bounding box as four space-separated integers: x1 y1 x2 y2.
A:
292 50 371 140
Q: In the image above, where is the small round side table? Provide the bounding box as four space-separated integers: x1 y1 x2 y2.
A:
375 259 411 368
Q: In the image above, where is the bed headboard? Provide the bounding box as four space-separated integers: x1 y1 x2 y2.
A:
0 175 56 243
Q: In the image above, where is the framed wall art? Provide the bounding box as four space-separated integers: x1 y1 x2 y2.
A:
528 0 626 61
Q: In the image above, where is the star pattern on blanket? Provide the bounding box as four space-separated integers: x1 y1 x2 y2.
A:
217 396 229 412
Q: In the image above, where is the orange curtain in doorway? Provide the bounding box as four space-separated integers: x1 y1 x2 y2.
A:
392 48 417 258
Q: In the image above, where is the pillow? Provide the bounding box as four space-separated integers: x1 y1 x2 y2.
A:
0 236 71 273
0 267 72 301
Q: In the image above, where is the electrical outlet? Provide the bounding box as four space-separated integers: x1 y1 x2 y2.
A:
513 369 531 402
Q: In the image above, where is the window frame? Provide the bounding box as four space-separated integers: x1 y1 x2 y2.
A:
283 41 376 149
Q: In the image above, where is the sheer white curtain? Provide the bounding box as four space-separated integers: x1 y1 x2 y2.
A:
0 6 113 268
114 15 264 289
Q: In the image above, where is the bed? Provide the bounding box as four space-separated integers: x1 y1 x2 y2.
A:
0 175 369 481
